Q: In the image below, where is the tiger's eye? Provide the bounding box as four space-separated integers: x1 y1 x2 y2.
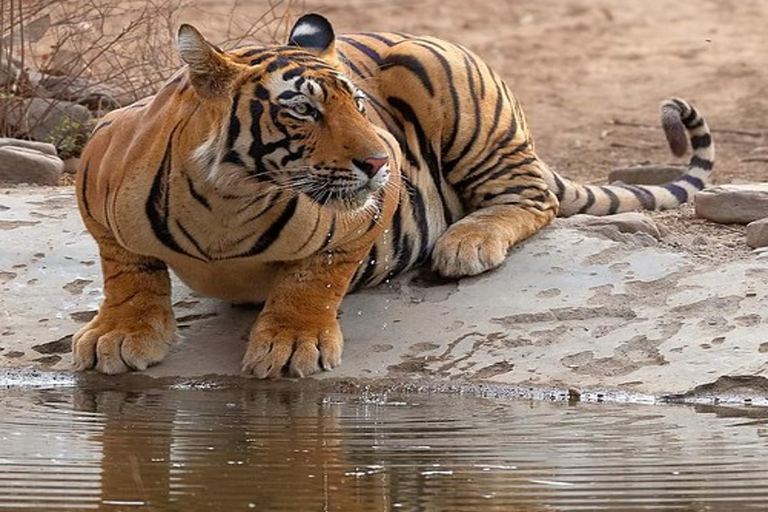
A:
293 103 310 115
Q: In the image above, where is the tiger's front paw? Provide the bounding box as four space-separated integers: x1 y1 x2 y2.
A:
72 306 176 374
243 313 343 379
432 222 509 278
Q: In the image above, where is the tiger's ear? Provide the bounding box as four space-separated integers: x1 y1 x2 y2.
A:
177 24 239 98
287 13 336 59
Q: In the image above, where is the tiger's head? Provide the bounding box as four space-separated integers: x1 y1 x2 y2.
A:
180 14 393 210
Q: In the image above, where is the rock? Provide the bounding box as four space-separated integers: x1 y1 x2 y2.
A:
608 165 686 186
557 212 662 239
63 157 79 175
746 217 768 248
1 97 93 145
0 57 18 87
0 137 57 157
38 74 123 111
695 184 768 224
0 146 64 185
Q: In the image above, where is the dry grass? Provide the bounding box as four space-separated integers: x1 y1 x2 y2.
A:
0 0 302 155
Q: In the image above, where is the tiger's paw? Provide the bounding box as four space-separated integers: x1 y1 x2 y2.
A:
432 221 509 278
72 307 176 374
243 313 343 379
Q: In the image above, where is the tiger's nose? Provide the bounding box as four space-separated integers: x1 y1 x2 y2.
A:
353 156 389 178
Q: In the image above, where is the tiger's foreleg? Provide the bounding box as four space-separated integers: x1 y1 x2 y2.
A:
433 155 558 277
72 223 176 374
242 243 370 379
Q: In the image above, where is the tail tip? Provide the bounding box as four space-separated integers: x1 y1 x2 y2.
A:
660 98 690 158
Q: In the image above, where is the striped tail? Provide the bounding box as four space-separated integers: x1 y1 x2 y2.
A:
548 97 715 217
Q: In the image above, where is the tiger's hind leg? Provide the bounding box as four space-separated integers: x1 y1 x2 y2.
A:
432 150 558 277
72 222 176 374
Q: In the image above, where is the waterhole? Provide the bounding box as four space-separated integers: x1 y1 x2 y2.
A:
1 377 767 511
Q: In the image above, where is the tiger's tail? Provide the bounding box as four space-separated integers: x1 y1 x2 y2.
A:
548 98 714 217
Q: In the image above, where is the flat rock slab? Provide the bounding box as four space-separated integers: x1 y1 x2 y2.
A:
2 187 768 401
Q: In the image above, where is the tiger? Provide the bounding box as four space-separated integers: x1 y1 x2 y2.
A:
73 13 714 378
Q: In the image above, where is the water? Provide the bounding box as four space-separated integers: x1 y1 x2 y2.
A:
1 376 768 511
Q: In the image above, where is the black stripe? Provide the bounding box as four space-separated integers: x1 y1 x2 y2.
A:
458 44 486 98
403 179 431 262
446 91 519 180
411 43 459 154
387 96 449 227
446 52 483 173
239 195 299 257
681 107 697 126
239 47 269 59
464 156 538 194
175 219 209 260
354 244 379 289
223 92 243 166
388 206 414 278
145 127 203 261
603 188 620 214
552 171 567 202
484 184 540 201
690 155 713 171
619 185 656 210
186 175 211 210
80 161 93 219
357 33 398 46
338 50 368 79
680 173 705 189
342 38 383 66
381 53 434 96
576 187 596 214
663 184 689 203
90 120 112 136
686 117 704 130
690 133 711 149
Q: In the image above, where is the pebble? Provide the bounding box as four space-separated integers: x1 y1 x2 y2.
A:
746 217 768 248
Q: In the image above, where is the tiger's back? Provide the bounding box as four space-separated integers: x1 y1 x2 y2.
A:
332 31 713 286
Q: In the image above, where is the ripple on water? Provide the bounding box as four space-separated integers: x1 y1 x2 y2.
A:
0 384 767 510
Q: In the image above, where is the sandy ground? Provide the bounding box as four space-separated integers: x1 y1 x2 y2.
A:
171 0 768 261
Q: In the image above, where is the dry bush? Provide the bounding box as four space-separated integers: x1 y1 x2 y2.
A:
0 0 303 156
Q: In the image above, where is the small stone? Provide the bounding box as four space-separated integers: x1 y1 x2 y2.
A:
0 146 64 185
608 165 686 186
746 217 768 248
695 184 768 224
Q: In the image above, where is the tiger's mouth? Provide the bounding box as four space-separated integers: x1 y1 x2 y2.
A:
304 179 384 211
301 163 389 211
